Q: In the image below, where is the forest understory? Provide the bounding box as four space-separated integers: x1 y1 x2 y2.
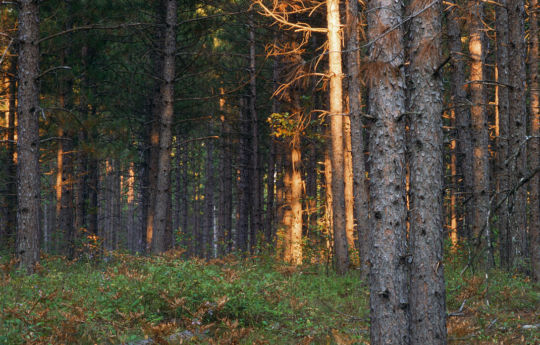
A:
0 248 538 345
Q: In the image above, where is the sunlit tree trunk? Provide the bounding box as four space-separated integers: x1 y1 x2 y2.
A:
528 0 539 282
407 0 446 343
326 0 349 274
345 0 369 274
508 0 527 266
366 0 409 342
152 0 177 253
16 0 41 272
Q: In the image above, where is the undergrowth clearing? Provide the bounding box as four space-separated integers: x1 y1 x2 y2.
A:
0 250 538 344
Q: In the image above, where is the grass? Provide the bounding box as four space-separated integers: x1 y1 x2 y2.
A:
0 248 537 344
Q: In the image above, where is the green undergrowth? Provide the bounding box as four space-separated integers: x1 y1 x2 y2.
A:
0 249 537 344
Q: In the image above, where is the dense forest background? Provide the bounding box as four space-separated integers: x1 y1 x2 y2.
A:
0 0 539 344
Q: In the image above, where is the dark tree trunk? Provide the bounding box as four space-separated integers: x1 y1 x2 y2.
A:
237 97 251 254
406 1 447 343
16 0 41 272
495 0 511 269
152 0 177 253
507 0 528 266
366 0 409 343
469 0 492 267
248 14 262 254
448 0 473 241
529 0 540 282
204 139 215 258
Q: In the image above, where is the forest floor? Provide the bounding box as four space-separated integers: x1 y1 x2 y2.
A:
0 248 538 345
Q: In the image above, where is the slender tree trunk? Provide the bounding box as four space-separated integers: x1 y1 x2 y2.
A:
219 89 233 255
345 0 369 274
448 0 473 241
152 0 177 253
366 0 409 342
529 0 540 282
508 0 528 266
326 0 349 274
237 98 251 254
204 139 215 259
16 0 41 272
406 1 447 343
469 0 492 267
288 138 303 265
248 14 262 254
495 0 511 269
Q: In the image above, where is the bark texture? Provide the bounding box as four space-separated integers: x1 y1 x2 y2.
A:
152 0 177 253
326 0 349 275
16 0 41 272
406 1 447 343
469 0 491 266
366 0 409 343
495 0 511 269
345 0 369 274
528 0 539 282
508 0 528 265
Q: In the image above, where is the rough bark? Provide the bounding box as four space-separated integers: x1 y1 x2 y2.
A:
469 0 492 267
204 139 215 259
448 0 473 240
495 0 511 269
237 98 251 254
528 0 539 281
248 14 262 253
326 0 349 275
508 0 528 266
152 0 177 254
16 0 41 272
406 0 447 343
366 0 409 343
218 92 233 255
345 0 369 275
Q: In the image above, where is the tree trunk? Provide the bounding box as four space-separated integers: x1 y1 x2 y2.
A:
205 139 215 259
366 0 409 343
152 0 177 254
448 0 473 241
326 0 349 275
219 88 233 255
508 0 528 267
237 98 251 254
16 0 41 272
469 0 492 267
248 14 262 254
345 0 369 275
407 1 447 343
529 0 540 282
495 0 511 269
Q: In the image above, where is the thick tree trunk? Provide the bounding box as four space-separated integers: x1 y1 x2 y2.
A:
406 1 447 343
288 139 303 265
16 0 41 272
495 0 511 269
345 0 369 274
326 0 349 275
529 0 540 282
151 0 177 254
508 0 528 267
448 0 473 241
469 0 492 267
366 0 409 343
